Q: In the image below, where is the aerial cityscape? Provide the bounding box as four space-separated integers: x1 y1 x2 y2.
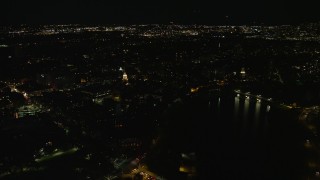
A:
1 23 320 179
1 1 320 180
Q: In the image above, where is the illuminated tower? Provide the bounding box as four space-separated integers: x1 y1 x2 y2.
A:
122 72 128 83
240 67 246 77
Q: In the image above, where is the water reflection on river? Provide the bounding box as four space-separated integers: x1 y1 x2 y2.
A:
153 90 305 179
199 92 303 179
209 93 272 139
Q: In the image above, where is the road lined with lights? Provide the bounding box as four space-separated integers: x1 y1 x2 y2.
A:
35 147 79 163
234 89 297 110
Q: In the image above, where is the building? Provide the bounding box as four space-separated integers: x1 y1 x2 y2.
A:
15 104 44 118
123 72 129 83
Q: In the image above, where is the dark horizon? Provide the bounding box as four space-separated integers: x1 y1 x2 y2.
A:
1 0 320 26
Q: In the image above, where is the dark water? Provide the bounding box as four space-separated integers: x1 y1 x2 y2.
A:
157 92 305 179
196 93 304 179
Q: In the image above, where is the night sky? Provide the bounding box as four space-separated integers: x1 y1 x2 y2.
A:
1 0 319 25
